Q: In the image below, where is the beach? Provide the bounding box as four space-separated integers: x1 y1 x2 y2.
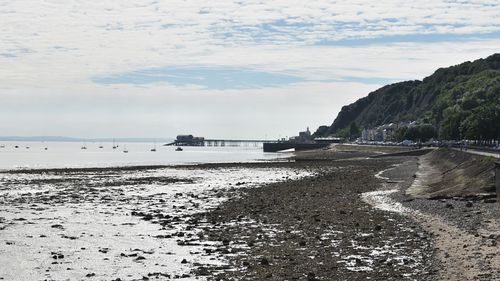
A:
0 145 499 280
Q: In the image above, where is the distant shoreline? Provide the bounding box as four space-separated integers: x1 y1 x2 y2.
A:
0 137 174 143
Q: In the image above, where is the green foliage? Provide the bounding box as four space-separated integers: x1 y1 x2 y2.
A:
438 69 500 140
319 54 500 142
392 127 408 142
312 125 329 138
336 122 361 140
349 122 360 137
481 156 496 164
394 124 438 142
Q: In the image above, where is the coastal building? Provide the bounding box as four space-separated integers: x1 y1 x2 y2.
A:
289 127 313 143
174 135 205 146
361 122 405 142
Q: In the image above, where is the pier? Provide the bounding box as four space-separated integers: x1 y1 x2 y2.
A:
165 135 274 147
167 131 341 152
204 139 272 147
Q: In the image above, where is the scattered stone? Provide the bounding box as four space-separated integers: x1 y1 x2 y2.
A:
260 257 270 266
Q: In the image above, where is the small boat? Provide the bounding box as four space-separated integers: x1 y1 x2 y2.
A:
81 146 87 150
14 145 19 148
175 147 183 151
151 142 157 152
123 145 129 153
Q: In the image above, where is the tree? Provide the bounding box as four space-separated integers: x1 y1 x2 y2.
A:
336 122 361 141
393 126 408 142
349 122 360 139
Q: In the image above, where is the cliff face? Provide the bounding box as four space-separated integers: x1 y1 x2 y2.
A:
319 54 500 140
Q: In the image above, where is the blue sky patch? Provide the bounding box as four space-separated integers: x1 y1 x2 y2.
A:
93 66 304 90
316 30 500 46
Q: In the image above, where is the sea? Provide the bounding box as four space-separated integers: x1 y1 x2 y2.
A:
0 141 288 170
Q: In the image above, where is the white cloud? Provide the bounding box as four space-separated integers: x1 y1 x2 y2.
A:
0 1 499 137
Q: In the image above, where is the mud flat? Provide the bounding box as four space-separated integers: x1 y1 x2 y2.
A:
0 164 312 280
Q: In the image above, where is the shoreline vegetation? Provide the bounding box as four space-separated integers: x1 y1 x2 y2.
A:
0 145 498 280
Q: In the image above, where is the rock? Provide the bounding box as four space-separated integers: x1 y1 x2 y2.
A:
374 225 382 231
181 259 188 264
307 272 318 281
465 202 473 207
142 214 153 221
445 203 454 209
197 267 209 276
85 273 96 277
98 248 109 254
260 257 270 266
51 252 64 259
299 240 306 246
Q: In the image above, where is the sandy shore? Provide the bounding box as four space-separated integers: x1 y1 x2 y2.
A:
0 145 498 280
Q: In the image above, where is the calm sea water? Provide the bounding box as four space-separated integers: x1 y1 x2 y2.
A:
0 141 288 169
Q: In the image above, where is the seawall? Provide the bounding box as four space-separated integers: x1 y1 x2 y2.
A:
407 148 497 199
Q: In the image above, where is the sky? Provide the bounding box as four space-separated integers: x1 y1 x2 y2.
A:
1 0 499 139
